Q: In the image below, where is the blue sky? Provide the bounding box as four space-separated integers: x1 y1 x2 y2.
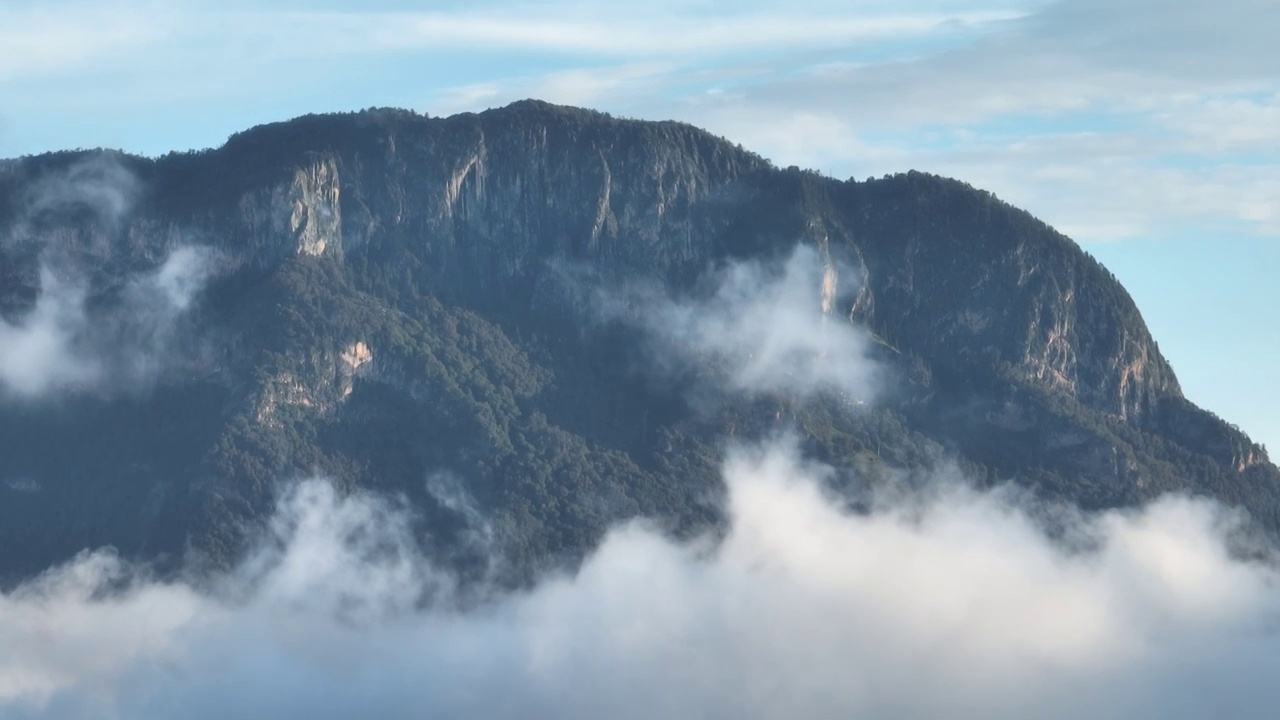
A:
1 0 1276 452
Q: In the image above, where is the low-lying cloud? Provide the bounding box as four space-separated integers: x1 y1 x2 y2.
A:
0 269 94 396
606 245 880 403
0 246 217 399
1 154 218 399
3 438 1279 719
24 153 141 228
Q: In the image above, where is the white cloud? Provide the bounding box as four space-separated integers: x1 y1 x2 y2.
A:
23 153 141 227
1022 0 1280 81
395 0 1280 242
143 246 215 314
26 0 1273 241
674 1 1280 241
0 247 217 399
600 245 881 403
324 8 1021 56
432 63 677 117
843 130 1280 240
1 156 218 398
1155 93 1280 152
4 0 1278 243
3 440 1280 719
527 63 676 109
0 269 96 398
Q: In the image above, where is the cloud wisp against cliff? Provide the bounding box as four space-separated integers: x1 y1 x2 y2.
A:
0 156 218 399
0 246 217 399
4 438 1280 719
22 153 141 229
599 244 881 404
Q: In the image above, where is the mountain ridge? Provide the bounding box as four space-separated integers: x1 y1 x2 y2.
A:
0 100 1273 583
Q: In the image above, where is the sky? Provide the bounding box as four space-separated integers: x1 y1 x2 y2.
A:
0 0 1276 451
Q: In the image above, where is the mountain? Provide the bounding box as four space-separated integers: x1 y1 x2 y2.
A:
0 100 1274 584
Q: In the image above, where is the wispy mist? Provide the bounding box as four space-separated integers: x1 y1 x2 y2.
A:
3 439 1279 719
606 245 880 403
0 246 217 399
0 155 217 399
24 154 141 229
0 269 95 397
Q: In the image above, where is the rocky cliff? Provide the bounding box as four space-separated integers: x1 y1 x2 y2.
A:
0 101 1273 582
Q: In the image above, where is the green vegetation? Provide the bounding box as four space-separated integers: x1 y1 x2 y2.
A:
0 102 1274 586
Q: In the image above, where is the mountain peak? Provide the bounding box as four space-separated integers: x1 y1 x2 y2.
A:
0 102 1274 582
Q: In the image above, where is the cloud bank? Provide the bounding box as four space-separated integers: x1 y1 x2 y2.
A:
3 439 1280 719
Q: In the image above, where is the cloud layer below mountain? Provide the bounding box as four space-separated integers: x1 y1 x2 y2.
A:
3 436 1279 720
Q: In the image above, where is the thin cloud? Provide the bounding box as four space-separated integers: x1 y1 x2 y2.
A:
310 9 1022 56
0 269 95 397
0 1 1023 83
713 0 1280 127
23 153 141 227
0 3 165 82
0 247 218 399
407 0 1280 242
1155 93 1280 153
598 245 881 404
1 155 219 399
5 0 1278 244
667 0 1280 240
1022 0 1280 81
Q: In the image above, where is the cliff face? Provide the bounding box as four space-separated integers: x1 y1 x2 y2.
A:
205 104 767 289
841 173 1182 422
0 101 1274 581
193 105 1179 421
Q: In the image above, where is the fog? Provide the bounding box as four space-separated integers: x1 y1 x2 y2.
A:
0 155 217 398
0 246 216 398
23 154 141 229
602 244 881 403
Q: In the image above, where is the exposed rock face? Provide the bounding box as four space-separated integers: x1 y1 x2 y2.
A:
254 340 371 426
0 100 1275 582
194 103 766 286
340 341 373 392
237 155 343 261
841 173 1181 423
181 104 1179 426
